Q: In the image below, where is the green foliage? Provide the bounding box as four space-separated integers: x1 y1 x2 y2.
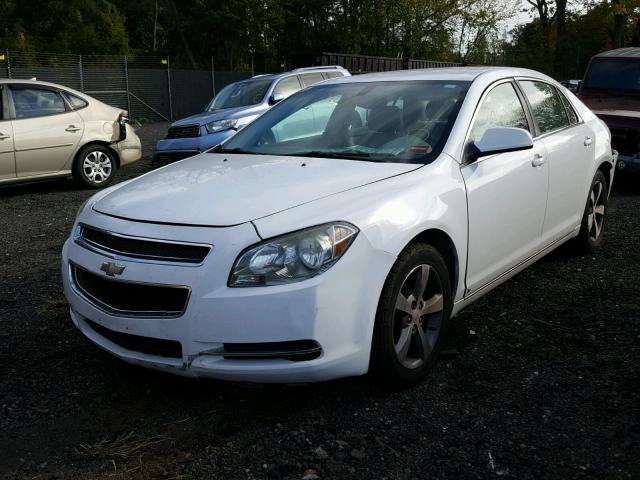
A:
505 1 640 80
0 0 505 70
1 0 128 54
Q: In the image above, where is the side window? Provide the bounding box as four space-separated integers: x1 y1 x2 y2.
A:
470 82 529 142
519 80 569 134
558 90 579 125
10 87 67 119
272 76 302 100
63 92 88 110
270 95 340 143
300 73 325 88
324 71 343 79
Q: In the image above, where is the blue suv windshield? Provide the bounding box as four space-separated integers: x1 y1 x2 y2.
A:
208 79 273 111
220 80 470 164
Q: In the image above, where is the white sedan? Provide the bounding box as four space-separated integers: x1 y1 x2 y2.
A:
62 67 615 387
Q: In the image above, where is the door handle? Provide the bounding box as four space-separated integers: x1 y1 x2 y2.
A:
0 133 10 140
65 125 81 132
532 153 546 167
584 136 593 146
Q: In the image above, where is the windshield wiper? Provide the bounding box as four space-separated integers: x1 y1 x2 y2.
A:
286 151 382 162
211 146 263 155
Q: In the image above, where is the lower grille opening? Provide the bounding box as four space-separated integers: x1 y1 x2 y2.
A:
85 319 182 358
221 340 322 362
71 263 189 318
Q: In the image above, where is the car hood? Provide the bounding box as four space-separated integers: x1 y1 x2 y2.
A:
93 153 422 226
172 105 267 127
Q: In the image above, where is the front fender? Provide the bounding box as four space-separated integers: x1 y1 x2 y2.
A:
252 154 468 302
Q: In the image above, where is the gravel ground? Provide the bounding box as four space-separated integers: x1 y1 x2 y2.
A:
0 123 639 479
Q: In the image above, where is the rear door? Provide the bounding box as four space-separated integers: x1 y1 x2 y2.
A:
0 85 16 180
518 80 593 244
8 84 84 177
462 80 549 294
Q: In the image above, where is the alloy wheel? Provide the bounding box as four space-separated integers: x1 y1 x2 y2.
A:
587 180 605 242
393 264 444 369
83 151 112 184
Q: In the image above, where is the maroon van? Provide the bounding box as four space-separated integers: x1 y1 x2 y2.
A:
578 47 640 172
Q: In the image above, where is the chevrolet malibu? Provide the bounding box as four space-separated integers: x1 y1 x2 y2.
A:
62 67 615 387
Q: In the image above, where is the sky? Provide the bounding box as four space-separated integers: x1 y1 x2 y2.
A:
502 0 534 34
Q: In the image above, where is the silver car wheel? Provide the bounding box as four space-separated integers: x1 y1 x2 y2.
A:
587 179 605 242
393 264 444 369
82 151 113 184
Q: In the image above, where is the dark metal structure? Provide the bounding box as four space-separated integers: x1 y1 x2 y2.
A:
0 51 251 122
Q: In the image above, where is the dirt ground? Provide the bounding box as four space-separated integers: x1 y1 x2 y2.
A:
1 123 639 479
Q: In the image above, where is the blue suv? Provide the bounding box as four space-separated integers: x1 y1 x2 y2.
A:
153 66 350 163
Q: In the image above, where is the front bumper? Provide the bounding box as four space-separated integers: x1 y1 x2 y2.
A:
153 129 236 163
61 213 393 383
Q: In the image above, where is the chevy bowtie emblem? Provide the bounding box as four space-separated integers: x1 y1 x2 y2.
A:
100 261 125 277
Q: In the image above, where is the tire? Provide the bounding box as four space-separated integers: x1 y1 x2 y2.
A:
72 144 116 189
571 170 608 254
371 243 452 388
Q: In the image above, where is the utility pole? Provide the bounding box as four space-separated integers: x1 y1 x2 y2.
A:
153 0 158 52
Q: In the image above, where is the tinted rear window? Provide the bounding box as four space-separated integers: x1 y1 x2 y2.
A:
584 59 640 92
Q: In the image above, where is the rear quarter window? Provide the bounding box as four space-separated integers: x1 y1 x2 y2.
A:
558 90 579 125
63 92 89 110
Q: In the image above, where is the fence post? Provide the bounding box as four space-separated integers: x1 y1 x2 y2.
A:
124 55 132 117
211 57 216 97
6 50 11 78
167 55 173 121
79 54 84 91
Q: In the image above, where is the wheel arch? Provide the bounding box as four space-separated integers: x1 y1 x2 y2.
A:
597 160 613 194
404 228 459 295
74 141 121 168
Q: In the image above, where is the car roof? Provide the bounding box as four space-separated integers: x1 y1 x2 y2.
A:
0 78 81 90
318 66 554 84
244 66 349 82
593 47 640 59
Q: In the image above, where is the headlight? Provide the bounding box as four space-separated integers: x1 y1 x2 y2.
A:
229 222 358 287
205 119 239 134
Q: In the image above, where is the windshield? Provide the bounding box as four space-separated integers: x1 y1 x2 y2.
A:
583 59 640 92
220 80 470 164
208 78 273 111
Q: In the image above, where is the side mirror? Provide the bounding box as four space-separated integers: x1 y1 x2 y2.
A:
467 127 533 163
269 93 285 105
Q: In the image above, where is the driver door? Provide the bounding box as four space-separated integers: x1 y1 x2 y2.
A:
462 80 549 295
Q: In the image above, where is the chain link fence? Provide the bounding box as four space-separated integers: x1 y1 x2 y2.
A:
0 51 462 121
0 51 251 122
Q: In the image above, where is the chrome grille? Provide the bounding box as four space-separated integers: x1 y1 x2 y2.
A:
77 225 211 264
166 124 201 138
